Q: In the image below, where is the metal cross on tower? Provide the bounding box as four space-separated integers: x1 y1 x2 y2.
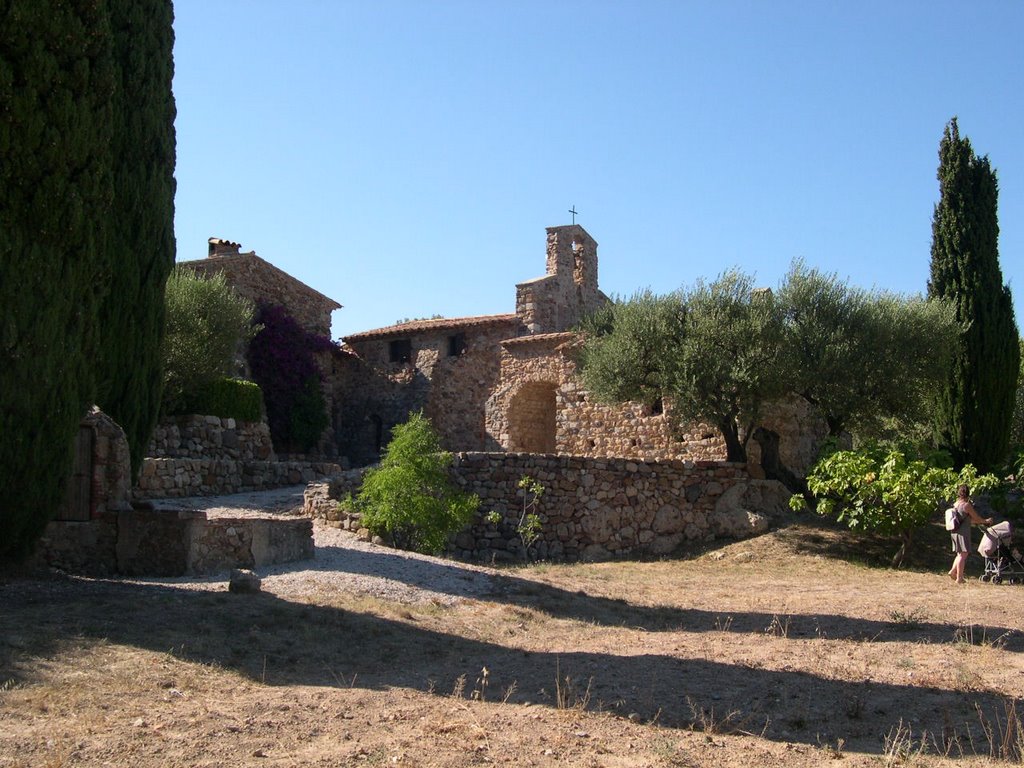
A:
569 206 578 224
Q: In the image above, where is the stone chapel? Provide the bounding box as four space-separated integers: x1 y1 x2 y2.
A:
333 224 755 468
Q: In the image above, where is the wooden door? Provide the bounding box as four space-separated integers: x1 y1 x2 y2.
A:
57 426 94 521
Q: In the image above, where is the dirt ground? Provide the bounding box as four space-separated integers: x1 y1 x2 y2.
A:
3 514 1024 767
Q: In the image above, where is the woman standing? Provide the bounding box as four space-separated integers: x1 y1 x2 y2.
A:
948 484 994 583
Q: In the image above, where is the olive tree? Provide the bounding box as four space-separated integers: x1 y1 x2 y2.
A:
581 270 788 463
162 267 257 414
778 260 957 440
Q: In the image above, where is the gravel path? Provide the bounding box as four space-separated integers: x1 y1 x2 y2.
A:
142 486 501 605
261 522 501 605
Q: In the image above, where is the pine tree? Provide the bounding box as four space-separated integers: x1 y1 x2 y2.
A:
0 1 116 558
927 118 1020 472
95 0 177 477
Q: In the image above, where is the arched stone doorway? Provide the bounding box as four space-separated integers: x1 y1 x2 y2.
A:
507 382 557 453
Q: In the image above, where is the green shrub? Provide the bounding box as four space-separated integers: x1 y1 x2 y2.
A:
792 443 1000 567
357 412 479 554
174 377 263 422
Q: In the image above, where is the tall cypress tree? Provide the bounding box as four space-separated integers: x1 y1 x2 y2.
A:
928 117 1020 471
1 0 175 560
95 0 176 477
0 1 116 558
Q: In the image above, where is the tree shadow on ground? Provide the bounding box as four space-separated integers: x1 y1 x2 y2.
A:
259 540 1024 651
0 575 1016 756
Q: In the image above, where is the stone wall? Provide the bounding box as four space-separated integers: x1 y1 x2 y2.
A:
34 512 121 575
33 409 134 574
450 453 788 562
35 405 322 575
180 516 314 576
147 414 275 461
486 335 728 463
306 452 790 564
137 458 342 499
138 412 342 498
37 508 313 577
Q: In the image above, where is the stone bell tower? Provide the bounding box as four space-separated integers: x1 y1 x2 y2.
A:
516 224 602 333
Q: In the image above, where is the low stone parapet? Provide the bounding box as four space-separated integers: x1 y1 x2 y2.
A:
184 516 314 575
136 458 342 499
35 508 314 576
303 467 371 521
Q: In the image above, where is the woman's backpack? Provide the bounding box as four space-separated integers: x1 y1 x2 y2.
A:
944 506 961 531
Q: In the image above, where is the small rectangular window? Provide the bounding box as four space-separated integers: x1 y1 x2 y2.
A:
389 339 411 363
448 333 467 357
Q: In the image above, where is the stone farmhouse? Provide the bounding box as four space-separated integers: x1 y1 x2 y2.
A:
337 223 821 475
188 238 341 338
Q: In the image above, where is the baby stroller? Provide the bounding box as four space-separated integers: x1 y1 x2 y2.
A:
978 521 1024 584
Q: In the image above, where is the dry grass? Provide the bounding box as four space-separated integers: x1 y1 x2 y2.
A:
3 518 1024 767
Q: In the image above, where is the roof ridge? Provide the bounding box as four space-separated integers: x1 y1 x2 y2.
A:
344 313 519 341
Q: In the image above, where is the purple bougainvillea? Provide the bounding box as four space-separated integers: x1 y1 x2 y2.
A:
247 303 333 452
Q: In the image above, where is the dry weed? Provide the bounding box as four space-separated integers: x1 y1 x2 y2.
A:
883 719 928 766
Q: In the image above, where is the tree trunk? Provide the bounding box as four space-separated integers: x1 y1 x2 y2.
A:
825 414 846 438
752 426 808 497
719 419 746 463
891 529 912 569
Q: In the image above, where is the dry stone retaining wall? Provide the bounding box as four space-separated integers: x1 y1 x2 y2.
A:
137 458 341 499
306 453 790 564
147 415 275 461
139 413 341 499
449 453 788 562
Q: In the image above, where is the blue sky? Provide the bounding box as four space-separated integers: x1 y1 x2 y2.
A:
172 1 1023 340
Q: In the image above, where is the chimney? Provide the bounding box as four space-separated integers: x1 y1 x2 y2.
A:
208 238 242 257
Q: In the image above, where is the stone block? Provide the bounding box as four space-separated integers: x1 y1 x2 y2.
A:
229 569 262 594
652 504 683 534
580 544 612 562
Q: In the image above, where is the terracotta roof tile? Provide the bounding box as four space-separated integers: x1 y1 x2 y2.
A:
344 313 520 342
